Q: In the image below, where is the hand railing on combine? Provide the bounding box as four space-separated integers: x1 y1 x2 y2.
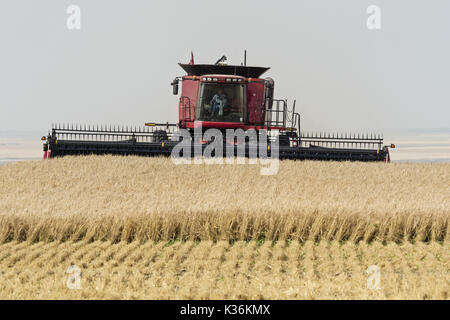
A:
264 99 287 128
284 99 300 133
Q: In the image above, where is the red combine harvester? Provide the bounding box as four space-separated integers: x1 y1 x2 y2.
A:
42 55 393 162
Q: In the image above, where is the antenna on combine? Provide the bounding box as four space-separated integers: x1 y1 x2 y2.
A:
215 55 227 65
244 50 247 66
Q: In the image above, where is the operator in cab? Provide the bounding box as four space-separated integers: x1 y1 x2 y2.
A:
210 89 227 118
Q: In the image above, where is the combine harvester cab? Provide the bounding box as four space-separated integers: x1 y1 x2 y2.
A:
42 55 394 162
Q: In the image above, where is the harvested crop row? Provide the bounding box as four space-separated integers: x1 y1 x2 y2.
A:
0 240 448 299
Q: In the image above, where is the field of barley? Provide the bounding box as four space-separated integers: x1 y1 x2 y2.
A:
0 156 449 299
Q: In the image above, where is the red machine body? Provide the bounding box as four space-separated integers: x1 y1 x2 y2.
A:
175 63 282 132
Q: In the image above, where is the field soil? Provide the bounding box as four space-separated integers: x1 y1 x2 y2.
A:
0 156 448 299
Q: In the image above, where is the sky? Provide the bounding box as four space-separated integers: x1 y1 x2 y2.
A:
0 0 449 134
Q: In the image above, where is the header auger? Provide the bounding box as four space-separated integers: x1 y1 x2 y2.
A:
42 55 393 162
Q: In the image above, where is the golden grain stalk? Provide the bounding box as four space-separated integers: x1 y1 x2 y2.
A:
0 156 448 243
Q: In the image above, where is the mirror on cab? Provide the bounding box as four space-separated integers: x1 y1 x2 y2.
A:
171 78 179 95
